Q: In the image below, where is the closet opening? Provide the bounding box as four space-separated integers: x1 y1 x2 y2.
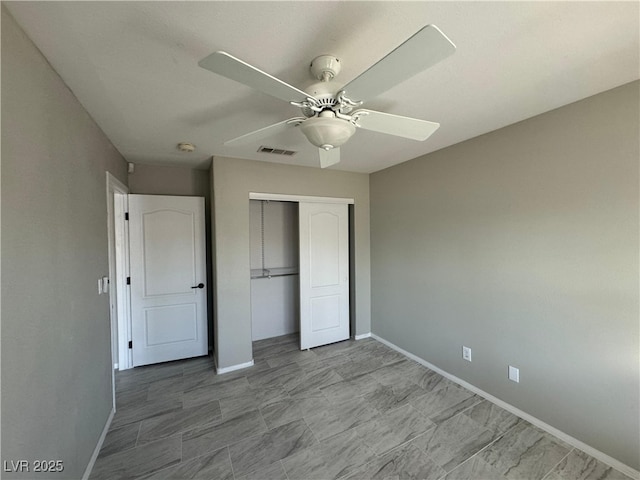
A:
249 193 354 358
250 200 300 344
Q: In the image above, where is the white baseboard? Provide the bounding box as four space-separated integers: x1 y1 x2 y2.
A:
82 408 114 480
371 334 640 480
216 360 254 375
354 332 372 340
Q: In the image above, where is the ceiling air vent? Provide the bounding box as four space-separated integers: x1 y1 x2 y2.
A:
258 146 297 156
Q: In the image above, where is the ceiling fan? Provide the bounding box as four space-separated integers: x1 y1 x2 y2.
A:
198 25 456 168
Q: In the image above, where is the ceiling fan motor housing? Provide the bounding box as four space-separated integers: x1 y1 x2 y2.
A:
301 80 343 117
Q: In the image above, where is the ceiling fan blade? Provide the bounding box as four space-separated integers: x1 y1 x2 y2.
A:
342 25 456 102
353 109 439 141
199 51 314 103
224 117 305 147
319 147 341 168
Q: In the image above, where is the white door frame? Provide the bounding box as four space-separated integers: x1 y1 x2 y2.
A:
106 173 132 378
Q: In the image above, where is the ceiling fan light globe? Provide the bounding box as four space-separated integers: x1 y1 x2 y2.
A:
299 116 356 149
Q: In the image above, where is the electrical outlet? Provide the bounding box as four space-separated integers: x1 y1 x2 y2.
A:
462 346 472 362
509 365 520 383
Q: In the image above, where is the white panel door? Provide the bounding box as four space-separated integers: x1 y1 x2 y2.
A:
299 202 349 349
129 195 207 366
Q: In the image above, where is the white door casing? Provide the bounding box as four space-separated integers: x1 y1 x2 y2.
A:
129 195 207 366
299 202 350 349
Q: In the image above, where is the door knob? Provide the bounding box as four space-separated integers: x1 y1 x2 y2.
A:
191 283 205 289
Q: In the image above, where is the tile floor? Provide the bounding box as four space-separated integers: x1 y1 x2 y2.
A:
91 334 633 480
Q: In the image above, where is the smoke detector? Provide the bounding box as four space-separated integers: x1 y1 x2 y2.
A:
177 142 195 153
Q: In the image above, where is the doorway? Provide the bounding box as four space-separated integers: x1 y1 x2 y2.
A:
108 191 209 371
106 173 129 404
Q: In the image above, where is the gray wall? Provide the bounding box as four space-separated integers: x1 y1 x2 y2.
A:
370 81 639 469
128 163 210 198
211 157 370 369
1 6 129 479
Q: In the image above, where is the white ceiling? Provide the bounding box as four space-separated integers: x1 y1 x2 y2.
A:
6 1 639 173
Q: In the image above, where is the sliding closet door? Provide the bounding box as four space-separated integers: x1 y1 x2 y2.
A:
299 202 349 349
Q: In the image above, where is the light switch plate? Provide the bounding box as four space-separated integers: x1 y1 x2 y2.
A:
509 365 520 383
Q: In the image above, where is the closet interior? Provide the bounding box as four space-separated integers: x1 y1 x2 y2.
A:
250 200 299 341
